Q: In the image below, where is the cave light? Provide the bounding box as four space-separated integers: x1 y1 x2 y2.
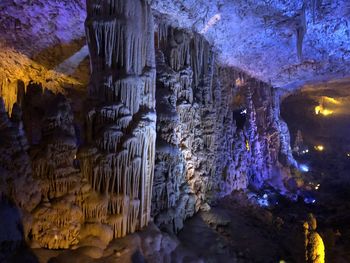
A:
301 149 309 154
245 140 250 151
347 153 350 157
315 105 333 116
235 78 244 87
304 197 316 204
299 164 310 172
323 96 341 105
314 96 340 116
315 184 320 190
314 145 324 151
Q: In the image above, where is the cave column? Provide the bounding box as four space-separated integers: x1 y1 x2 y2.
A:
83 0 156 236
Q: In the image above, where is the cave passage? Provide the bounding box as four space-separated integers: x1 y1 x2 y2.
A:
280 88 350 262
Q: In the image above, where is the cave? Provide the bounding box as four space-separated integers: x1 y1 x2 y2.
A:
0 1 349 262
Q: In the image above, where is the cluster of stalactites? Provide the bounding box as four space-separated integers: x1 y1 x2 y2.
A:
30 94 80 200
86 0 155 77
191 33 214 89
80 116 156 236
157 23 191 72
0 79 20 114
88 70 156 117
83 0 156 238
156 23 214 90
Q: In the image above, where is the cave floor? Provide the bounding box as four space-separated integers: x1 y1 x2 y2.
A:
178 165 350 263
178 193 347 263
179 193 303 263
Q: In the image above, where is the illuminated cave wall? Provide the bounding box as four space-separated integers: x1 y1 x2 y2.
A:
0 0 298 250
0 0 86 114
151 23 296 231
79 0 157 237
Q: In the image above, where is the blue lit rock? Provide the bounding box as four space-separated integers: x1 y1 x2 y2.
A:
151 0 350 89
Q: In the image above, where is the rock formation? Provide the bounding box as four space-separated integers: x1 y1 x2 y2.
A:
0 98 42 257
151 1 350 89
0 99 41 212
151 22 296 232
0 0 298 254
304 214 325 263
29 93 83 249
80 0 157 238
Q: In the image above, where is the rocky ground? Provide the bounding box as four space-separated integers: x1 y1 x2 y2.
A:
178 175 350 263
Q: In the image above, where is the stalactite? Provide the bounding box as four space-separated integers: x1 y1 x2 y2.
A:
31 96 79 200
191 33 214 90
157 22 168 48
82 0 156 238
0 80 16 114
296 4 307 61
311 0 322 23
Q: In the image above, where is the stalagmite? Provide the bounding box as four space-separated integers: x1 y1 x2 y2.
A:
304 214 325 263
82 0 157 238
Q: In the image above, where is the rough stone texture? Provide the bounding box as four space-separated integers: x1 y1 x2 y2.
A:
151 0 350 89
0 46 83 114
0 98 42 257
151 23 296 232
79 0 157 239
0 0 86 57
0 0 299 254
32 223 201 263
28 92 83 249
0 98 41 212
0 0 87 114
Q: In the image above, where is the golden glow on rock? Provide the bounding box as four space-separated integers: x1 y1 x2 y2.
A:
314 145 324 152
235 78 244 87
0 46 84 114
245 140 250 151
323 96 341 105
315 105 333 116
304 214 325 263
314 96 341 117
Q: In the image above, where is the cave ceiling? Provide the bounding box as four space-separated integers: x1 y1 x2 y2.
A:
1 0 349 90
152 0 350 89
